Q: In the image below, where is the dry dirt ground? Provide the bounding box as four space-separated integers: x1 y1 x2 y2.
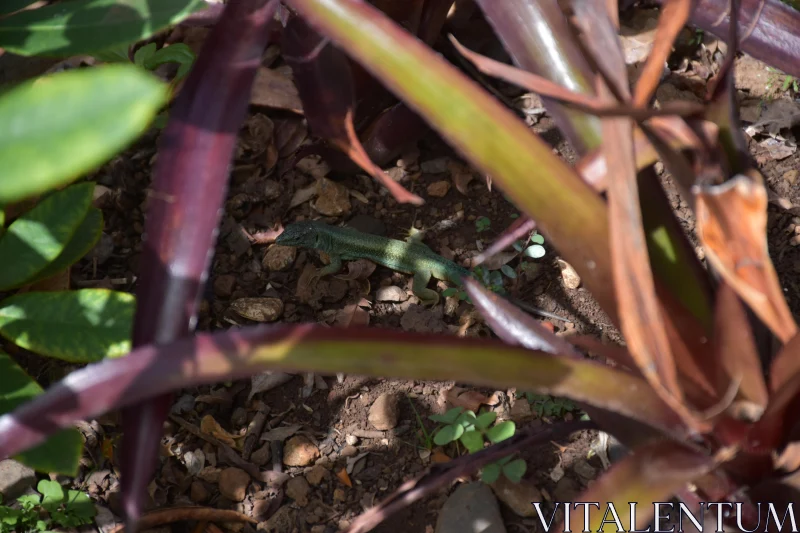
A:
23 9 800 533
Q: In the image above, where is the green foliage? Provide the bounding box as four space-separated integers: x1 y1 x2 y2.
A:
134 42 196 82
0 66 168 204
0 480 95 532
475 216 491 233
521 392 579 418
429 407 524 484
0 0 205 57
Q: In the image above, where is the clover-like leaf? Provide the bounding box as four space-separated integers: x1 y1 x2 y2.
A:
474 411 497 431
480 462 502 484
434 424 465 446
429 407 463 425
486 421 516 444
502 458 527 483
459 430 485 454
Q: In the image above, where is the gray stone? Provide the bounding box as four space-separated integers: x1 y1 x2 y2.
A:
435 482 506 533
0 460 35 499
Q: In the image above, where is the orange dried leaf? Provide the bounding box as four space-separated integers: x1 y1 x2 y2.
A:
200 415 237 447
336 467 352 487
431 449 451 464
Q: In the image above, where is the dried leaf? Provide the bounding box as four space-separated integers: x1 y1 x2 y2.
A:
289 184 317 209
260 424 302 442
250 66 303 113
334 300 371 327
444 386 496 411
694 172 797 343
335 259 377 280
336 467 353 487
200 415 237 447
249 372 294 401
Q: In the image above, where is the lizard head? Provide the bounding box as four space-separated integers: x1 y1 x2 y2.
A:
275 220 320 248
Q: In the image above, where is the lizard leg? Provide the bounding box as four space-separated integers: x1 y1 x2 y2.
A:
306 254 343 289
412 269 439 306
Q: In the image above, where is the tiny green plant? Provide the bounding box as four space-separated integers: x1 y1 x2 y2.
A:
475 216 491 233
406 395 435 450
521 392 579 418
0 480 96 533
429 407 526 483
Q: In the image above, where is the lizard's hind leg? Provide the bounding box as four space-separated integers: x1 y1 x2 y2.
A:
412 270 440 306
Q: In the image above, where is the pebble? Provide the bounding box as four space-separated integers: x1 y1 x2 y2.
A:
286 477 311 506
0 460 35 499
345 435 359 446
340 445 358 458
313 178 351 216
283 436 320 466
375 285 408 303
229 297 283 322
305 465 329 486
213 275 237 299
333 488 346 502
262 245 296 271
558 259 581 289
491 476 542 518
421 157 449 174
368 392 399 430
436 482 506 533
263 179 282 200
218 467 250 501
190 480 210 503
427 181 451 198
251 443 272 466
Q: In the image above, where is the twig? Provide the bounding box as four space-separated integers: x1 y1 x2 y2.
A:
242 402 270 460
109 507 256 533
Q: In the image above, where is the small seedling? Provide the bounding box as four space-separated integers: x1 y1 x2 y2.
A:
521 392 579 418
475 216 491 233
407 395 435 450
0 480 96 533
429 407 525 483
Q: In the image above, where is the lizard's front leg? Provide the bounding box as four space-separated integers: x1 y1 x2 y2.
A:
314 253 343 281
412 269 440 306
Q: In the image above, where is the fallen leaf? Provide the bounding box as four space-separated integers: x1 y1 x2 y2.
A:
249 372 294 401
334 300 371 327
444 386 497 411
431 449 451 464
260 424 302 442
335 259 377 280
250 66 303 113
289 184 317 209
200 415 238 447
336 467 353 488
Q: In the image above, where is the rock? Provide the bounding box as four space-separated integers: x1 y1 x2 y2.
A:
190 480 210 503
509 399 532 420
283 436 320 467
218 467 250 502
183 449 205 476
400 304 446 333
558 259 581 289
263 244 296 271
427 180 451 198
785 170 798 185
305 465 328 486
229 297 283 322
263 179 282 200
333 488 346 502
286 477 311 506
197 466 222 483
251 443 272 466
491 476 543 518
552 476 582 502
257 505 296 532
213 275 237 299
421 157 449 174
0 460 35 498
368 392 399 430
313 178 351 216
340 445 358 458
345 434 359 446
375 285 407 303
435 482 506 533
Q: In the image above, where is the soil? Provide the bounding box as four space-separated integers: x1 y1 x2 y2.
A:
14 7 800 533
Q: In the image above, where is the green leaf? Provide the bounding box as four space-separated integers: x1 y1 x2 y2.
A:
530 233 545 245
65 491 95 521
486 421 516 443
143 43 196 80
523 244 545 259
133 42 157 66
429 407 463 425
433 423 464 446
37 480 64 508
0 352 81 475
26 208 103 285
455 410 476 427
0 289 134 362
0 0 206 57
0 65 168 204
442 288 458 298
459 430 484 453
474 411 497 430
16 494 40 508
500 265 517 279
480 462 501 484
0 183 93 290
502 458 527 483
92 44 131 63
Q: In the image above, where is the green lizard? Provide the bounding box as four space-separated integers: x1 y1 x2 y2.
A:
275 220 567 321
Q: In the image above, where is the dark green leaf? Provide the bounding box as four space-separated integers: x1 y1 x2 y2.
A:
474 411 497 430
0 65 168 204
480 462 502 484
0 183 93 290
143 43 195 80
486 421 516 443
442 288 458 298
500 265 517 279
502 458 527 483
0 0 39 17
459 430 484 453
429 407 463 425
65 490 95 520
133 43 157 66
0 289 134 362
92 44 131 63
0 0 206 57
26 208 103 285
433 424 464 446
0 352 81 475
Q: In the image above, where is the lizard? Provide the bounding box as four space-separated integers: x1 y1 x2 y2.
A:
275 219 568 321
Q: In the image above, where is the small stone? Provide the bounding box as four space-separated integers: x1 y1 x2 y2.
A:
213 275 237 299
183 449 205 476
375 285 407 303
263 179 282 200
427 181 451 198
313 178 351 216
436 482 506 533
784 170 798 185
284 436 320 467
0 460 35 498
251 443 272 466
305 465 328 486
552 476 582 502
345 435 359 446
509 400 532 420
263 245 296 271
286 477 311 506
258 505 296 532
333 488 346 502
421 157 449 174
558 259 581 289
229 297 283 322
190 480 210 503
197 466 223 483
340 445 358 458
490 476 542 518
368 392 399 430
218 467 250 501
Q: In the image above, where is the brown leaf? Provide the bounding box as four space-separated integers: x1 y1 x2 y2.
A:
444 386 497 411
250 66 303 113
335 259 377 280
334 299 371 327
431 449 451 464
336 467 352 487
694 172 797 344
199 415 237 447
